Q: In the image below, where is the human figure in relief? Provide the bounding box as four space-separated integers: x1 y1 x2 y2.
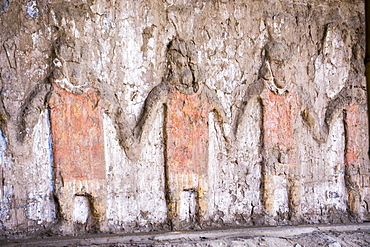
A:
48 38 106 232
301 23 368 221
235 41 302 223
134 38 227 228
304 81 368 222
260 42 303 222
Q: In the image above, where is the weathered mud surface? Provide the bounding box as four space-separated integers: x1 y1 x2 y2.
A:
0 0 368 237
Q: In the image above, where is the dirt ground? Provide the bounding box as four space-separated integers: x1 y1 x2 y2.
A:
1 223 370 246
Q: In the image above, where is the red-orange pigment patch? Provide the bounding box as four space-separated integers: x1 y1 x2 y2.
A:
261 89 301 164
345 103 367 167
166 88 211 175
49 83 105 181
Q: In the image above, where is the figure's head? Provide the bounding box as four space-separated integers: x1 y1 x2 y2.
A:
165 38 199 94
50 3 95 94
51 37 91 94
260 41 293 94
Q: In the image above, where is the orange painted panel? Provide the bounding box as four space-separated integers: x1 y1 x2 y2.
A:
166 89 211 175
261 89 301 164
345 104 367 167
49 83 105 181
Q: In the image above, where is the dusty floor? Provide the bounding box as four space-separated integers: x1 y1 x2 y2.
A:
1 223 370 246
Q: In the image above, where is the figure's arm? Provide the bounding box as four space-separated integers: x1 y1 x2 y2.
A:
324 87 351 132
134 82 169 141
298 86 352 143
18 82 52 142
96 81 168 161
232 79 265 137
303 87 351 143
201 85 227 122
301 108 327 143
201 85 232 148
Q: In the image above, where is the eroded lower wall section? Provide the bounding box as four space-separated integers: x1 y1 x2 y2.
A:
0 95 369 236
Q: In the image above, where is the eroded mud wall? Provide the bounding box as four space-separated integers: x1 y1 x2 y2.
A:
0 0 368 237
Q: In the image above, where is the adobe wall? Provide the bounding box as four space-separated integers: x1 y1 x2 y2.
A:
0 0 368 237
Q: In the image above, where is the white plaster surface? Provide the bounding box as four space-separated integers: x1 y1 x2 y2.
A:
26 109 55 224
73 196 90 224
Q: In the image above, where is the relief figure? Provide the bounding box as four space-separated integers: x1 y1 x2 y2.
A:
134 38 227 229
48 37 107 233
235 41 303 224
